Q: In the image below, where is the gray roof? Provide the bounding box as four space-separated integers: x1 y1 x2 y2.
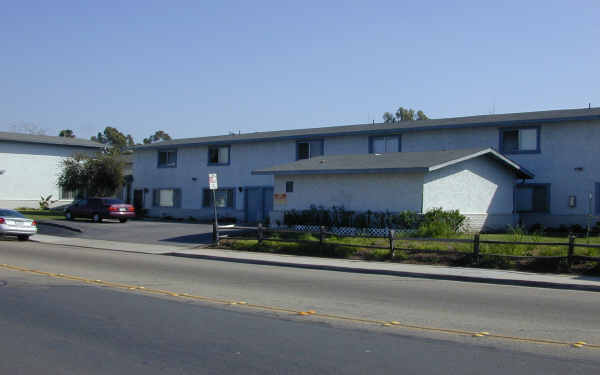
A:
134 107 600 150
252 148 534 179
0 132 104 148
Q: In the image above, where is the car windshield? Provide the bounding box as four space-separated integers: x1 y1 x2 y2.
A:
0 209 26 218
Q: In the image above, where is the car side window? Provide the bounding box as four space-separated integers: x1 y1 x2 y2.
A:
78 200 88 206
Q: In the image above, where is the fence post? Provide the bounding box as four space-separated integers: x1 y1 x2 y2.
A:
319 226 325 252
257 222 264 245
567 234 575 271
473 234 480 265
388 229 395 258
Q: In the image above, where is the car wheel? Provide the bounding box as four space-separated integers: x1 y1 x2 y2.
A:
65 211 73 220
17 235 30 241
119 218 128 223
92 213 102 223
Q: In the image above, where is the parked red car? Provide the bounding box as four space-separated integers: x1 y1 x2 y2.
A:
65 198 135 223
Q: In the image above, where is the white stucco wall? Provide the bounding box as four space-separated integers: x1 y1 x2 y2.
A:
0 141 98 209
423 156 516 214
273 173 425 213
422 156 518 231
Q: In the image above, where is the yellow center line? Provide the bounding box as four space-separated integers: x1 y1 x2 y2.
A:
0 263 597 350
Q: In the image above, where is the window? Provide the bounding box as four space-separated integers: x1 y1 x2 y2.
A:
203 188 235 208
286 181 294 193
500 127 539 154
152 188 182 207
296 140 323 160
516 184 550 213
59 187 75 200
208 145 230 165
158 150 177 168
369 135 400 153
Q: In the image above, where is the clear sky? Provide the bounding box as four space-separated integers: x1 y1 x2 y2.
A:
1 0 599 142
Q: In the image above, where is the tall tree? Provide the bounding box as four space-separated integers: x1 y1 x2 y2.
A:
382 107 428 123
59 129 75 138
143 130 172 144
91 126 134 152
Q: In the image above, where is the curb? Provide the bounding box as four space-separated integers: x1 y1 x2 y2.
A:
166 252 600 293
37 221 83 233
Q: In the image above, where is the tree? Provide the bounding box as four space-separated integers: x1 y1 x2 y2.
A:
59 129 75 138
58 152 126 197
91 126 134 152
143 130 172 144
382 107 428 123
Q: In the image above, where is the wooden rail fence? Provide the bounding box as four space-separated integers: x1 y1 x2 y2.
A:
215 224 600 270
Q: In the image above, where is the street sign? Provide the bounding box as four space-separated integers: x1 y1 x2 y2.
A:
208 173 218 190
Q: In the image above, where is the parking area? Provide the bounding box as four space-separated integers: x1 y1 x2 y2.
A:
36 219 226 247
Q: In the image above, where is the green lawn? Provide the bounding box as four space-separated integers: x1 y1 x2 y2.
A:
17 209 66 222
221 231 600 274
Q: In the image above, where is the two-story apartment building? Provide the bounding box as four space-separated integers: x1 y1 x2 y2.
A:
132 107 600 231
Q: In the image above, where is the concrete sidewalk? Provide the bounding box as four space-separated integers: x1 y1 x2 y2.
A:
31 234 600 292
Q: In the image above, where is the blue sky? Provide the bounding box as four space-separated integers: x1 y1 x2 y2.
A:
1 0 599 141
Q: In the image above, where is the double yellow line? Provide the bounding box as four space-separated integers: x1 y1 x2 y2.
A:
1 262 597 350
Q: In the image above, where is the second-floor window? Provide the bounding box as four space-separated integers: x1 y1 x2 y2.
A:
208 145 230 165
370 135 400 153
158 150 177 168
296 140 323 160
500 127 540 154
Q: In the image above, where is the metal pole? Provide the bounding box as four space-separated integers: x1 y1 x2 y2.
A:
212 189 219 244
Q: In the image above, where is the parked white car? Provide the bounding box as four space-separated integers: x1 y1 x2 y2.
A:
0 209 37 241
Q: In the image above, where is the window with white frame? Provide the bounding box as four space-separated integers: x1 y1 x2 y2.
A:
153 188 181 207
500 128 539 154
296 140 323 160
370 135 400 153
208 146 230 165
157 150 178 168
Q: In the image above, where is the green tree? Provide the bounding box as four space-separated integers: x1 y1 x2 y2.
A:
143 130 172 144
58 153 126 197
59 129 75 138
383 107 428 123
91 127 135 152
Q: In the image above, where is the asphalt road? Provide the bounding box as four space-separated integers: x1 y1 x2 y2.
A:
1 240 600 373
38 219 221 246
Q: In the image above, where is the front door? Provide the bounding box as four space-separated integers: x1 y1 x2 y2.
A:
262 187 274 222
133 190 144 213
245 188 263 223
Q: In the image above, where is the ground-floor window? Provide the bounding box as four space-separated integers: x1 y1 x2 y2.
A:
152 188 182 208
203 188 235 208
516 184 550 213
59 187 76 200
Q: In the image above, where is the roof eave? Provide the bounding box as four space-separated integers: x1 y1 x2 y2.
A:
133 112 600 150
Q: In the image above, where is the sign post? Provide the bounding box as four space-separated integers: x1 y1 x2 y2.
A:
209 173 219 243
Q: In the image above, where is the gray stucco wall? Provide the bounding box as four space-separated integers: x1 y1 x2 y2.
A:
0 142 96 209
